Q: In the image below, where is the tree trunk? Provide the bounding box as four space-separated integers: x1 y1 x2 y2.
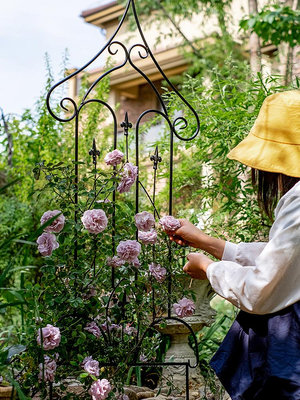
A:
248 0 261 75
0 109 13 167
291 44 300 81
279 0 299 85
286 0 299 84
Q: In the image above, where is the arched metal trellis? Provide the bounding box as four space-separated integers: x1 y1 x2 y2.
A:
46 0 200 398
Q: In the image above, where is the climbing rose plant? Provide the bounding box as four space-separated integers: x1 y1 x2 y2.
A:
12 151 196 399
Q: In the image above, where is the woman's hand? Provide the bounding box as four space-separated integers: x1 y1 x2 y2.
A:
167 219 226 260
168 219 206 248
183 252 214 280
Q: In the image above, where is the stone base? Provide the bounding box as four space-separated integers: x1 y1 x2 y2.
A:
30 381 231 400
0 386 15 400
155 312 215 391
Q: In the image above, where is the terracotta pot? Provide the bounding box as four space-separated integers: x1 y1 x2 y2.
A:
0 386 14 400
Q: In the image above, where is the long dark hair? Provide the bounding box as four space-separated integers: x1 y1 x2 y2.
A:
251 169 300 220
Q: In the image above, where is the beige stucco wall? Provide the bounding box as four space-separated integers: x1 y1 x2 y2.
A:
101 0 271 64
71 0 299 128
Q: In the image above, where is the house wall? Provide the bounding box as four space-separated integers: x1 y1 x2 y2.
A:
118 81 162 125
71 0 299 132
101 0 270 62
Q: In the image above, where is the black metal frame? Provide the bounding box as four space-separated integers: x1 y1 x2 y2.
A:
46 0 200 397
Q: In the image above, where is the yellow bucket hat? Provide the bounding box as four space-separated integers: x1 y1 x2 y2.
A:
227 90 300 177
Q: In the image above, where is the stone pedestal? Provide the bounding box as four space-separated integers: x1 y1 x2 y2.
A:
0 386 14 400
156 279 216 392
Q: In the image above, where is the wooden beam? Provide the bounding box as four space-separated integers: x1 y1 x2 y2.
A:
113 65 188 90
120 86 139 99
84 5 124 27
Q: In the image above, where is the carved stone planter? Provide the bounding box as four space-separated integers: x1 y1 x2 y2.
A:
0 386 14 400
156 279 215 390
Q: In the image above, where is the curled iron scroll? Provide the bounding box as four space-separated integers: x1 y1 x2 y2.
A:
130 0 200 141
46 0 131 122
46 0 200 143
45 0 201 393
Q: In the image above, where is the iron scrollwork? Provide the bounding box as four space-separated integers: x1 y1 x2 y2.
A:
46 0 201 398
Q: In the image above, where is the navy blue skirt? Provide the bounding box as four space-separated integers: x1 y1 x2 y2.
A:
210 301 300 400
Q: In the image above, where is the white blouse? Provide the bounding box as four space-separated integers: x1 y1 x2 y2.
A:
206 181 300 315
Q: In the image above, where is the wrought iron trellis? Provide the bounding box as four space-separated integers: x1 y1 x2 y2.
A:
46 0 200 397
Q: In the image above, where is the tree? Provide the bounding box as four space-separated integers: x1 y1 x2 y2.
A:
279 0 299 85
240 2 300 83
248 0 261 75
0 108 13 167
127 0 233 56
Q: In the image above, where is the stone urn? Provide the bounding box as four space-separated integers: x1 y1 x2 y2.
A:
155 278 216 390
0 386 14 400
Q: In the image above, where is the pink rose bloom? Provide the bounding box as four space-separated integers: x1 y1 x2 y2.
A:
96 199 111 204
81 209 108 234
117 162 138 193
138 230 157 245
101 322 121 332
110 323 121 331
124 324 137 336
36 233 59 257
38 355 57 382
134 211 155 232
40 210 65 233
37 324 61 350
149 262 167 283
118 395 129 400
106 256 125 268
84 322 101 339
117 240 141 263
139 353 148 362
159 215 181 233
104 149 124 166
173 297 195 318
89 379 112 400
82 356 100 376
132 257 140 268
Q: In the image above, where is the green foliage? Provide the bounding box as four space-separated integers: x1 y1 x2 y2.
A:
1 2 299 394
5 156 194 397
0 54 197 398
0 54 113 395
128 0 232 22
124 0 233 50
183 35 246 80
126 0 196 24
149 57 298 246
196 298 237 399
240 5 300 47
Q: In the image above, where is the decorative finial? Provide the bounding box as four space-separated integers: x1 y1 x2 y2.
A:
89 138 100 167
150 146 162 170
120 112 132 136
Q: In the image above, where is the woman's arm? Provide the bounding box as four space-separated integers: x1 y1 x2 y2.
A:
168 219 266 264
186 193 300 314
168 219 226 260
222 242 267 266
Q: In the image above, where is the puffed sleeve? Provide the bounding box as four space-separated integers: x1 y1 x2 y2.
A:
222 241 267 266
207 192 300 315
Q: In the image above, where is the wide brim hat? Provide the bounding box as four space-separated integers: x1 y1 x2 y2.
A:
227 90 300 177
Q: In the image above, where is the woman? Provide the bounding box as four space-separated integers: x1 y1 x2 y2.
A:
168 90 300 399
